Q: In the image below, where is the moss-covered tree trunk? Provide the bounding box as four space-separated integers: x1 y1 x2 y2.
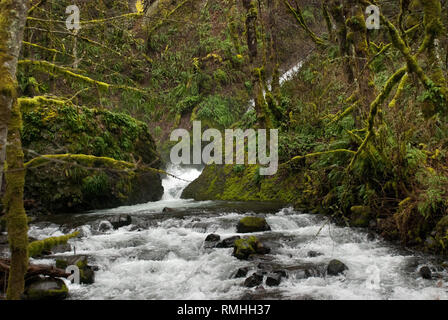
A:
346 0 375 118
329 0 354 83
4 95 28 300
0 0 29 300
0 0 28 191
243 0 258 63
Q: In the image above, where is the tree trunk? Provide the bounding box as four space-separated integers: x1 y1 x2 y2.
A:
329 0 354 83
0 0 29 191
0 0 30 300
243 0 258 63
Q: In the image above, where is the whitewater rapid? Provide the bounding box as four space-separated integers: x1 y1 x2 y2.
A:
27 165 448 300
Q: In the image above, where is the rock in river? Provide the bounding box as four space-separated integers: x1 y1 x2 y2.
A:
244 272 263 288
108 215 132 229
327 259 348 276
419 266 432 280
24 277 68 300
237 217 271 233
266 273 282 287
205 234 221 242
216 236 241 248
233 236 270 260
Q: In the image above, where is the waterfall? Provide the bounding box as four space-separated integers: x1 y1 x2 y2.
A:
161 164 203 200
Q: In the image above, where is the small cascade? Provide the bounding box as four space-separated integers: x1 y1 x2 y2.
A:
161 164 203 200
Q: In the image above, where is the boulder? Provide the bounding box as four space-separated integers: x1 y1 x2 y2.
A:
216 236 241 248
98 220 114 232
237 217 271 233
233 236 270 260
108 215 132 229
307 250 323 258
419 266 432 280
244 272 263 288
266 273 282 287
55 255 95 284
205 234 221 242
327 259 348 276
24 277 68 300
162 207 175 213
234 267 249 278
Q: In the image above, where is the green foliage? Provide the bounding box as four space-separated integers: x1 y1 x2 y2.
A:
195 95 237 128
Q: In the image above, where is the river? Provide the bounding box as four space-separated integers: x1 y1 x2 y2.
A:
28 164 448 300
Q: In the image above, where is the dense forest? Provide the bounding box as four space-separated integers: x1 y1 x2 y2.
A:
0 0 448 301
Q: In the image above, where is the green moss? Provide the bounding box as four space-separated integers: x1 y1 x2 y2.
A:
26 281 68 300
28 232 79 257
233 236 258 260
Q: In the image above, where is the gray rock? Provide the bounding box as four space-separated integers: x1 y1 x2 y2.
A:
419 266 432 280
327 259 348 276
266 273 282 287
205 234 220 242
216 236 241 248
234 267 249 278
98 220 113 232
244 272 263 288
307 250 323 258
108 215 132 229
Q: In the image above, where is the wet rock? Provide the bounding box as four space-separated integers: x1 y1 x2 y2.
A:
327 259 348 276
216 236 241 248
162 207 175 213
237 217 271 233
108 215 132 229
23 277 68 300
305 268 321 278
244 272 263 288
52 243 72 254
55 255 95 284
234 267 249 278
307 250 323 258
367 232 376 241
205 234 220 242
233 236 269 260
266 273 282 287
273 269 288 278
98 220 113 232
419 266 432 280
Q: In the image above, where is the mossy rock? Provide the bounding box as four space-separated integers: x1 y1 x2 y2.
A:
24 277 68 300
181 164 304 204
233 236 271 260
237 217 271 233
56 255 95 284
233 235 270 259
350 206 373 228
22 102 163 214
